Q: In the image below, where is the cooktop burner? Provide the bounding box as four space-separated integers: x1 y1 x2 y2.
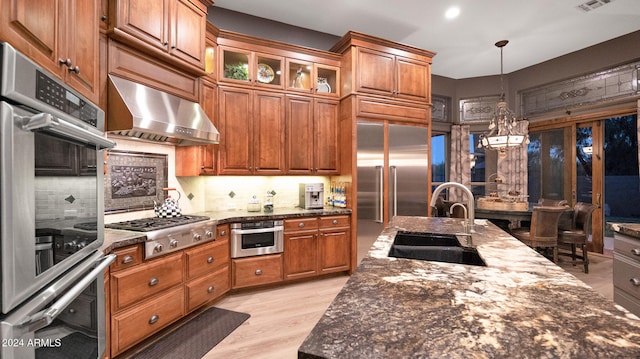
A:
105 215 210 232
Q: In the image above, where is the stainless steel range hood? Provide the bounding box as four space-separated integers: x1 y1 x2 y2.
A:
107 75 219 145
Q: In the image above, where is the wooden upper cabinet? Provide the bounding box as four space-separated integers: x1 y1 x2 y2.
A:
219 46 285 89
286 59 340 97
356 47 429 101
285 95 339 175
0 0 101 104
218 86 285 175
111 0 208 71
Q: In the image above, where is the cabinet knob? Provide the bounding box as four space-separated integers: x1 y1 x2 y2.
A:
68 65 80 74
101 15 107 21
332 219 339 225
207 256 214 263
149 315 160 324
121 255 134 264
298 222 305 228
631 278 640 286
163 41 169 46
148 277 159 286
631 249 640 256
207 286 214 293
255 269 263 275
58 58 72 66
220 230 227 236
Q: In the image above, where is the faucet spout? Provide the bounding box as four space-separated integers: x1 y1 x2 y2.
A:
430 182 475 227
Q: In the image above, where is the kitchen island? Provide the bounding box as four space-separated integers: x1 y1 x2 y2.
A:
299 216 640 358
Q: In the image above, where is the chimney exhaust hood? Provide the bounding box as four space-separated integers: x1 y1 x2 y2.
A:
107 75 219 145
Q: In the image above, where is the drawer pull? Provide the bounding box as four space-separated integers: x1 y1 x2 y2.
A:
255 269 263 275
220 230 227 236
121 255 134 264
207 256 214 263
631 278 640 286
332 219 339 225
148 278 159 286
298 222 305 228
149 315 159 325
207 286 214 293
631 249 640 256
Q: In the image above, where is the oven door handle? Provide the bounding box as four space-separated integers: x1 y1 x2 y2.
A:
231 226 284 235
21 112 116 150
21 254 116 332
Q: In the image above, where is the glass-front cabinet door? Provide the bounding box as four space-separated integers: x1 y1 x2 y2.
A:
286 59 339 96
220 46 284 89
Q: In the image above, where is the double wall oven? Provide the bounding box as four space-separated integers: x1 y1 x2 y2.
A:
0 43 116 358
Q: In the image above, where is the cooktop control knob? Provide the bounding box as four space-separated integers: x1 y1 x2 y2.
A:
193 232 202 241
205 230 213 238
169 239 179 248
154 243 164 253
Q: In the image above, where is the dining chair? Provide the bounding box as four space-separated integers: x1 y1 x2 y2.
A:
557 202 598 273
538 198 568 207
512 206 566 263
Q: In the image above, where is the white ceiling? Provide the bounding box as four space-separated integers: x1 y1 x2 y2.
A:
212 0 640 79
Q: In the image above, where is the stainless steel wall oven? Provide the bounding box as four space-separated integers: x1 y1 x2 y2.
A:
0 42 116 358
230 220 284 258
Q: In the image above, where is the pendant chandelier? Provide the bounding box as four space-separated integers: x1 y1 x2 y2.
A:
479 40 529 153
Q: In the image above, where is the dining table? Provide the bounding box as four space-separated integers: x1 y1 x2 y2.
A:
475 202 573 233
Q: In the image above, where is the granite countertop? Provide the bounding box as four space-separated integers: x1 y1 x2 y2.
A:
609 222 640 239
299 216 640 358
101 207 351 253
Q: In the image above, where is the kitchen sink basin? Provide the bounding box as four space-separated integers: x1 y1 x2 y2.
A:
388 231 486 266
392 231 461 247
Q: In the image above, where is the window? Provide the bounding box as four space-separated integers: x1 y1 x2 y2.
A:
469 133 486 197
431 134 447 186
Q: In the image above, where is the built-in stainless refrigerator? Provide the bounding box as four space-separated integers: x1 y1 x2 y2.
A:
357 122 430 234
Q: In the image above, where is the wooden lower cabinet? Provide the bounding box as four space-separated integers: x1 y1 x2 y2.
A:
111 286 185 355
108 229 230 356
186 267 230 312
232 254 283 289
283 215 351 280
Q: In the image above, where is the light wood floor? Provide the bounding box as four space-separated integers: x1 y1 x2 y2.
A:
203 232 614 359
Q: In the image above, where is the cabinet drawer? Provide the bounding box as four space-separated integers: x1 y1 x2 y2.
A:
613 254 640 297
185 240 230 280
232 254 283 289
614 288 640 317
284 217 318 232
111 252 183 312
111 286 185 356
319 215 350 228
217 224 230 241
186 267 230 312
110 245 143 272
614 233 640 264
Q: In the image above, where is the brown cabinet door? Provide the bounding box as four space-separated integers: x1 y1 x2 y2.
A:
0 0 61 75
253 91 285 174
218 87 253 174
64 0 101 103
232 254 283 289
115 0 169 52
186 267 230 312
285 95 314 174
314 98 340 174
170 0 206 69
396 56 429 101
356 48 395 96
283 230 318 280
319 227 351 274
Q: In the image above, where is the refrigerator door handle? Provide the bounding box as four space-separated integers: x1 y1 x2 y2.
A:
376 165 384 223
390 165 397 217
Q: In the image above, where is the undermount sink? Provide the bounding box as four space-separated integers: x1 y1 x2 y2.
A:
388 231 486 266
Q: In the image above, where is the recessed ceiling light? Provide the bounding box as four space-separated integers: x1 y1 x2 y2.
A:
445 6 460 19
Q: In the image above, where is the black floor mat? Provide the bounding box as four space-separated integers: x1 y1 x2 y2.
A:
131 307 250 359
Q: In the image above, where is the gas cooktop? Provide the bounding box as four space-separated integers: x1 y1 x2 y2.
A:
105 215 210 232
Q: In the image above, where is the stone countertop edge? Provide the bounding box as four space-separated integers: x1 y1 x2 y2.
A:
608 222 640 239
101 207 351 253
298 216 640 359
